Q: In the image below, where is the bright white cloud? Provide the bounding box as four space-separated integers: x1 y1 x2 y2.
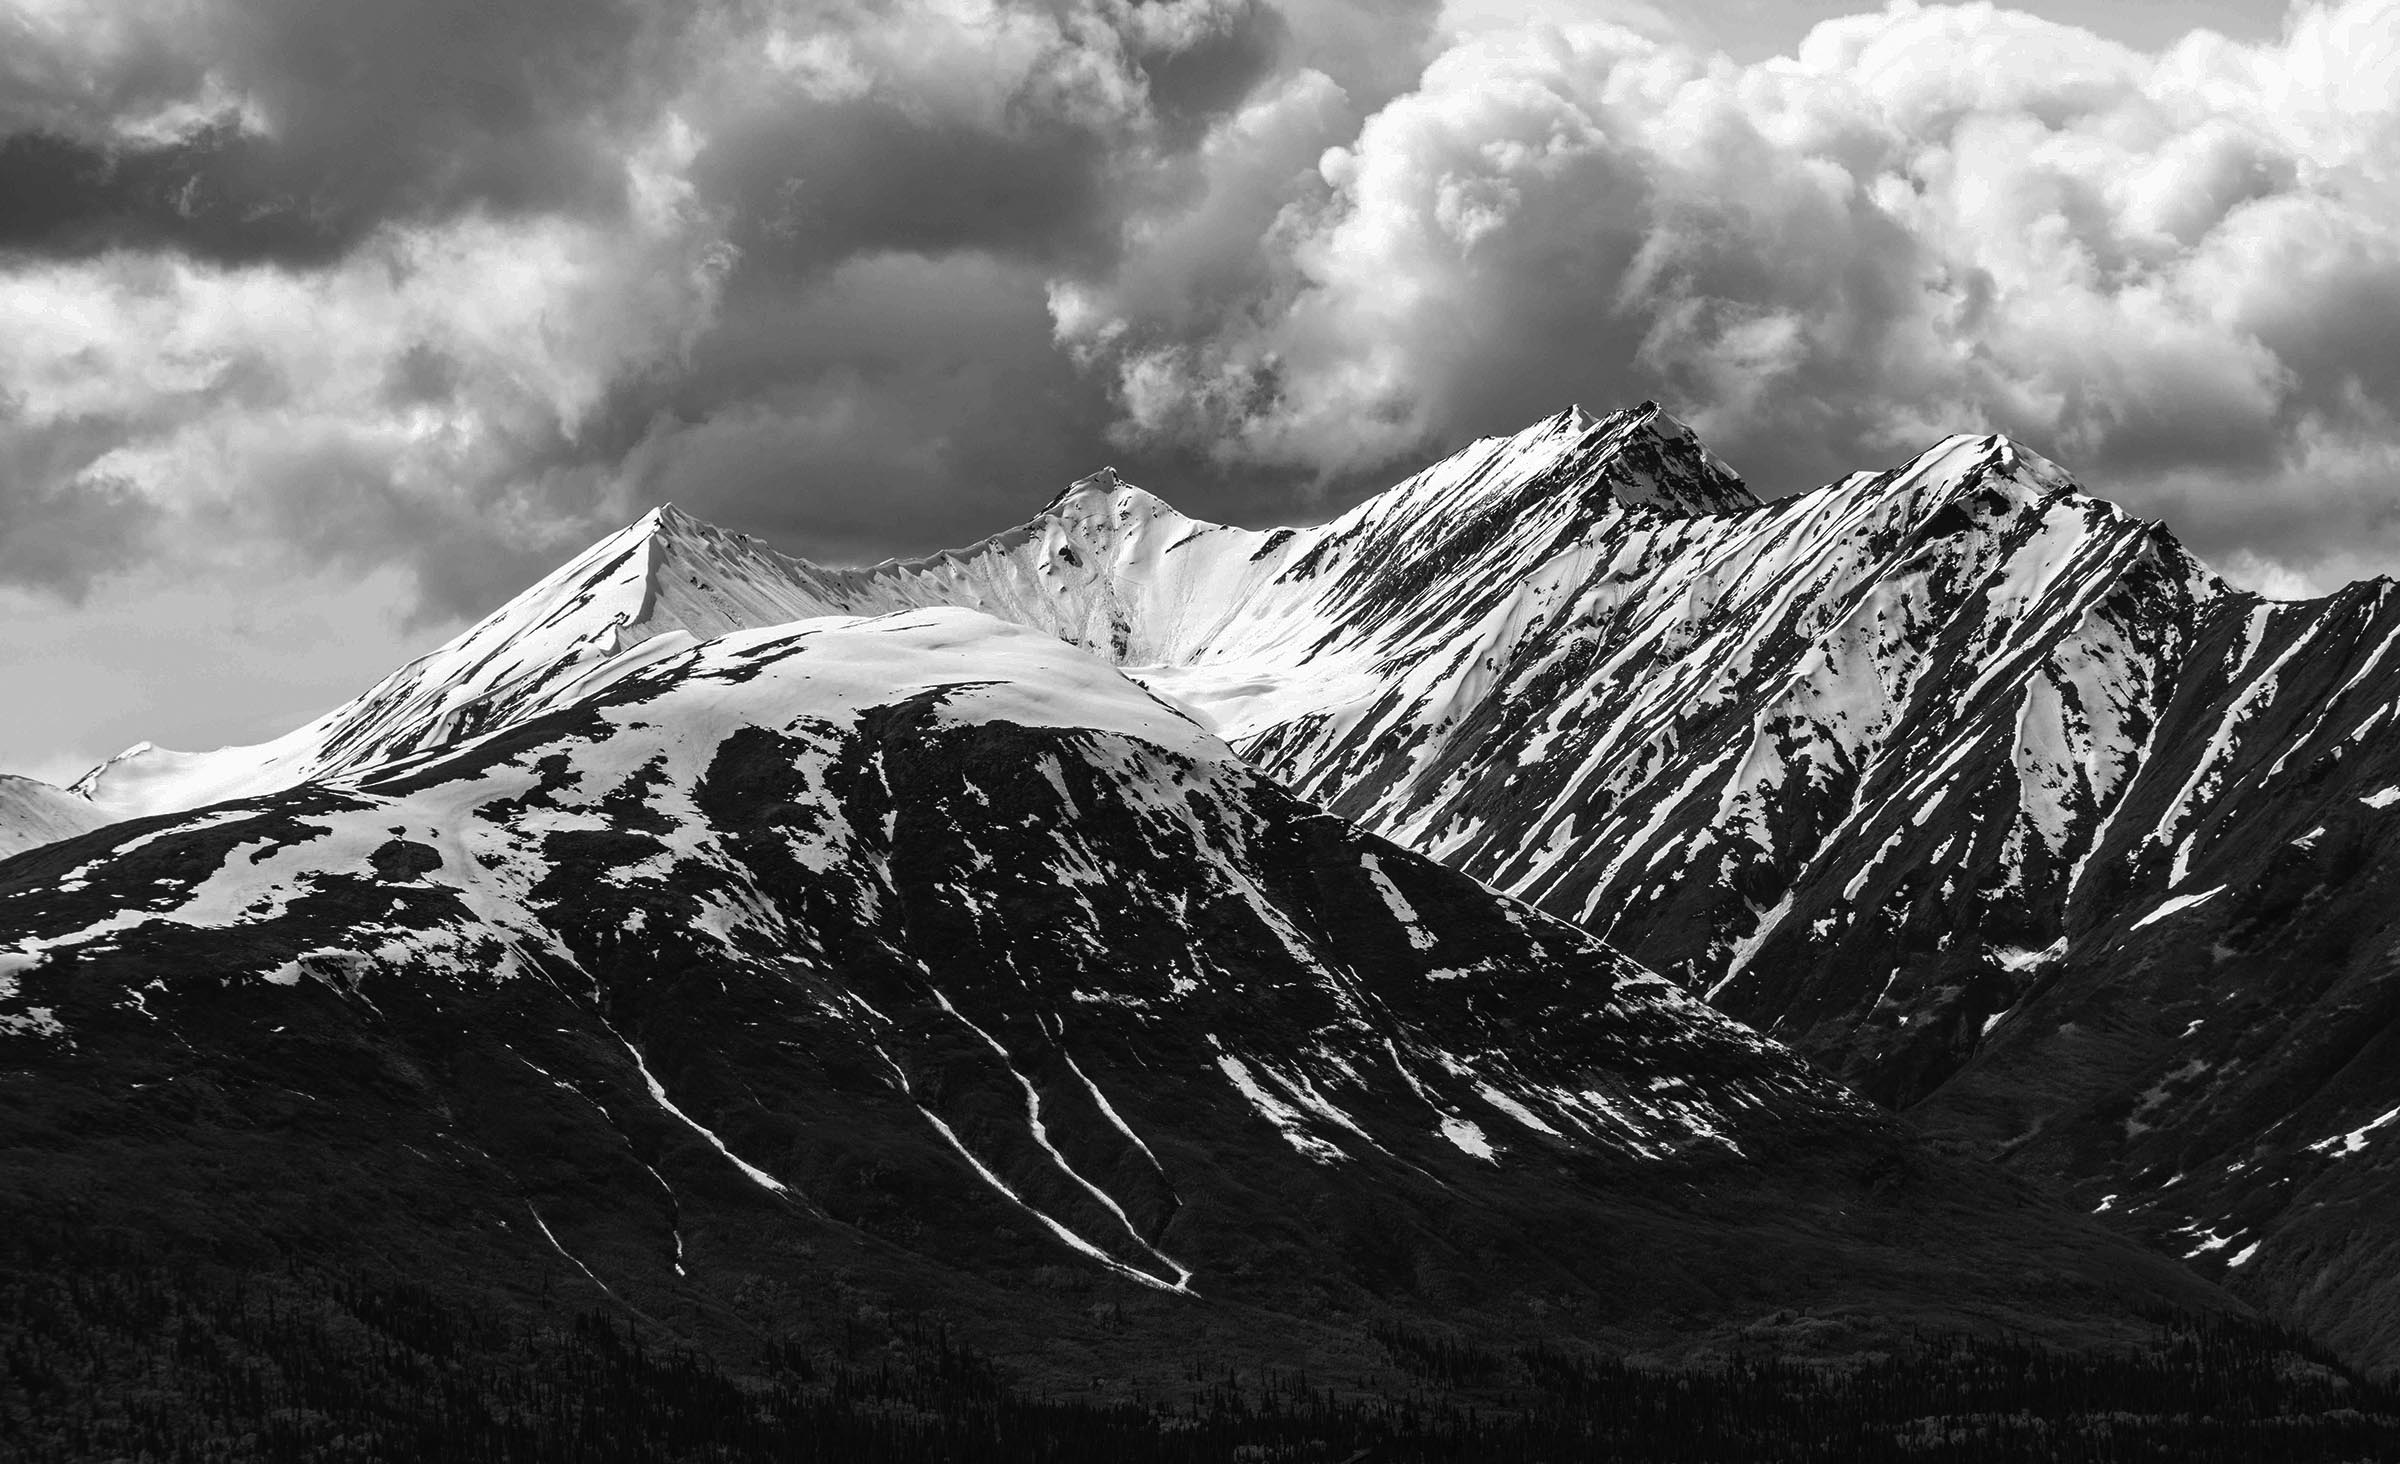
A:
1057 0 2400 589
0 115 731 591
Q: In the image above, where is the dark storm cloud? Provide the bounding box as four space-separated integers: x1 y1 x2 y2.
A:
456 0 1318 572
380 342 464 410
686 0 1299 283
0 0 674 266
0 470 158 597
0 0 1337 628
510 251 1120 565
0 123 356 266
1136 0 1293 140
703 101 1123 275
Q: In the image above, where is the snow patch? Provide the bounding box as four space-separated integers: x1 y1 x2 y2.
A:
2308 1103 2400 1159
1215 1049 1346 1163
2129 885 2226 931
615 1036 793 1198
1439 1116 1496 1162
0 1006 63 1038
1360 852 1436 950
1994 939 2065 972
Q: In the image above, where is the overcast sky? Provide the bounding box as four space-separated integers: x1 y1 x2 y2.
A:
2 0 2392 783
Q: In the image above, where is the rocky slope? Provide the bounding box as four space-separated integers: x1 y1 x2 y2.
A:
2 608 2222 1376
1918 743 2400 1366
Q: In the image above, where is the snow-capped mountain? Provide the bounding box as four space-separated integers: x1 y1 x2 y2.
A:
70 403 1756 821
43 399 2400 1361
1 607 2216 1360
52 403 2329 1103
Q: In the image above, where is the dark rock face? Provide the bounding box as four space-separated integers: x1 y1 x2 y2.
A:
1916 766 2400 1366
0 610 2221 1374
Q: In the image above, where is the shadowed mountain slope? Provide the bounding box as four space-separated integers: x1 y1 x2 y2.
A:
3 609 2232 1382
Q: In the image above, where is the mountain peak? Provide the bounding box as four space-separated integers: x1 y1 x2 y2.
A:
1581 401 1758 517
1904 431 2074 493
1547 403 1602 434
631 499 732 547
1038 465 1143 516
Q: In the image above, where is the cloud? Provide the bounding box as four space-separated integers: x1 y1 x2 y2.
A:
1058 0 2400 589
591 249 1123 563
0 0 675 265
0 0 1314 620
5 0 2398 677
0 114 730 614
0 468 158 598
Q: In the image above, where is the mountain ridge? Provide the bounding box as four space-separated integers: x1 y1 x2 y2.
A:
31 402 2400 1362
55 401 1768 820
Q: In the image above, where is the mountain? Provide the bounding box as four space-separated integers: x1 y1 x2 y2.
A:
70 404 1756 824
0 775 110 860
2 608 2226 1398
53 401 2400 1362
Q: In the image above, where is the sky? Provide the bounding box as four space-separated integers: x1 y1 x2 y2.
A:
1 0 2394 783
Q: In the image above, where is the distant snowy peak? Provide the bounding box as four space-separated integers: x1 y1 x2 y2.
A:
74 402 1762 820
1029 402 1752 531
1333 403 1756 548
72 505 844 821
1558 401 1756 519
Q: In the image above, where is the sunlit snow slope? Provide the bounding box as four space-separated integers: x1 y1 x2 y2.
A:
0 776 111 859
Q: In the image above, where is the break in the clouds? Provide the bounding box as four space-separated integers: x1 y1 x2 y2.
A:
0 0 2395 655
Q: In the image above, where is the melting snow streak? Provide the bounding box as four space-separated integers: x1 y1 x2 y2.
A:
932 992 1192 1290
2129 885 2226 931
527 1203 616 1298
615 1037 793 1198
914 1107 1186 1294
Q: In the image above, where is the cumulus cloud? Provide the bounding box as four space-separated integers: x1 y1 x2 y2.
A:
486 0 1324 559
0 0 1321 621
0 114 729 610
3 0 2398 679
1059 0 2400 589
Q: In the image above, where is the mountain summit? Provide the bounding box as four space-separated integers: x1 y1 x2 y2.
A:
70 401 1756 822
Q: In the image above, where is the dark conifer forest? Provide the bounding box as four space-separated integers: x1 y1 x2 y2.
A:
9 1230 2400 1463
